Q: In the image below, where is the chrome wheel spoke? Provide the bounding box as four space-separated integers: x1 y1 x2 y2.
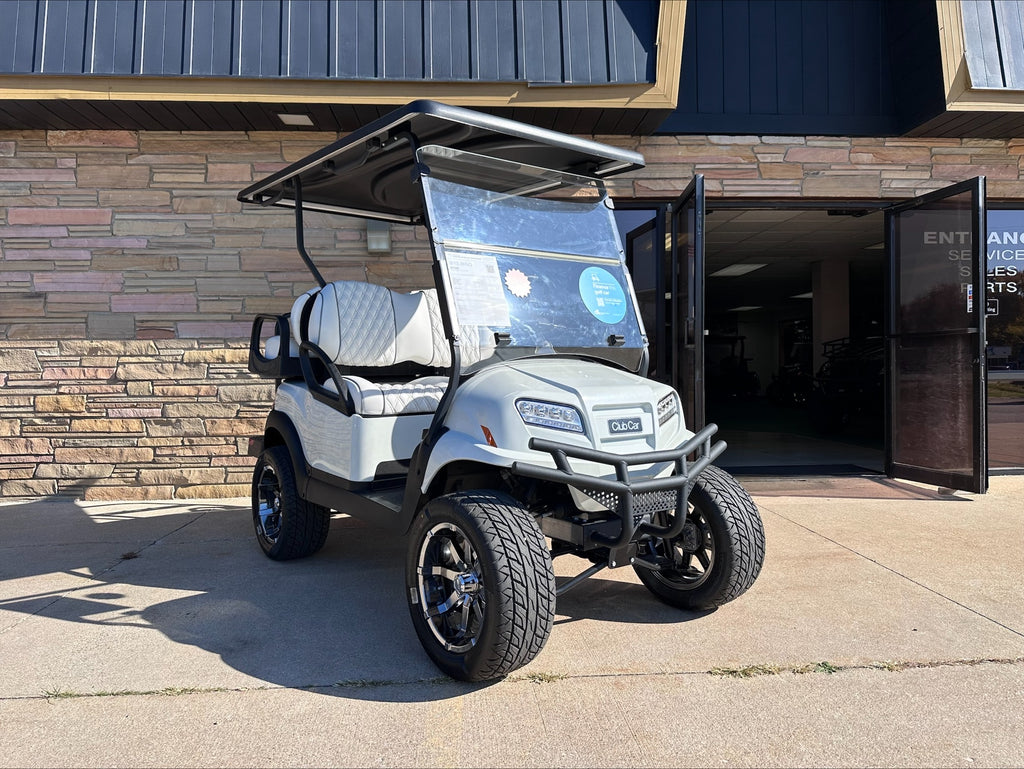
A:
417 522 485 653
254 466 282 543
427 590 464 618
456 597 474 635
430 565 462 581
442 536 472 572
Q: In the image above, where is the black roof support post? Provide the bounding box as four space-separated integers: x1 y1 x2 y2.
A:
292 176 327 288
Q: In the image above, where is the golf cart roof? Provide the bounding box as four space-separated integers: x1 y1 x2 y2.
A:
237 100 645 224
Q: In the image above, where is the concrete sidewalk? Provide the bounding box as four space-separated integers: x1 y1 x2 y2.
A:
1 474 1022 768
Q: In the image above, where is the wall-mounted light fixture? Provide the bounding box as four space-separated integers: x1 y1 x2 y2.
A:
366 219 392 253
277 113 314 127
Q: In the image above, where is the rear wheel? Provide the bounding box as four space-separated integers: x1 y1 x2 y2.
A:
406 491 555 682
634 464 764 611
251 444 330 560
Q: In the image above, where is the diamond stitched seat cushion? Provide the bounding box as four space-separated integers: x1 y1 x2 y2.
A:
308 281 447 368
323 375 448 416
286 280 453 416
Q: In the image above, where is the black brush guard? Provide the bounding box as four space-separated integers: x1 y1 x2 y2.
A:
511 424 726 552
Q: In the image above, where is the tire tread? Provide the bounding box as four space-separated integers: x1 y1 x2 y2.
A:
253 445 330 561
407 490 555 681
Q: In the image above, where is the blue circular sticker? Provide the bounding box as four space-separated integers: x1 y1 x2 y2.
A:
578 267 627 324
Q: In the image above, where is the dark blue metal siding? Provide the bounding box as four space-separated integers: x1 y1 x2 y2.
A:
237 0 283 78
138 0 187 74
87 0 140 73
886 0 944 133
660 0 933 136
1 0 656 85
185 0 236 76
0 1 38 73
963 0 1024 89
39 0 88 72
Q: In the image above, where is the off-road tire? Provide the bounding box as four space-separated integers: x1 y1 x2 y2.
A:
635 464 764 611
251 444 330 560
406 490 556 682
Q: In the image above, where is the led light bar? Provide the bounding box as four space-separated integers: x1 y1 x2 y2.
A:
516 399 585 434
657 393 679 426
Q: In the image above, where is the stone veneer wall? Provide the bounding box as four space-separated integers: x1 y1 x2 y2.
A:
0 129 436 500
2 130 1023 499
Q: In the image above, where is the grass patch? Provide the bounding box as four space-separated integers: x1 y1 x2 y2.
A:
794 661 840 675
43 685 230 700
710 664 782 679
42 686 74 699
330 679 396 689
520 672 569 684
870 660 902 672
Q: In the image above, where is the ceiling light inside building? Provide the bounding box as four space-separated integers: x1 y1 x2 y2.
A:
728 306 763 312
710 263 767 277
277 113 314 127
791 292 813 299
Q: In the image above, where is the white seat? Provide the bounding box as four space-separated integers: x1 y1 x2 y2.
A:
323 375 449 416
262 334 297 360
287 281 453 416
281 280 498 416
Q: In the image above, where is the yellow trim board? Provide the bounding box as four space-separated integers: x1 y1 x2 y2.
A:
936 0 966 101
0 1 686 112
935 0 1024 110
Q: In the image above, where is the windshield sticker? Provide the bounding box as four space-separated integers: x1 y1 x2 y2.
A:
578 266 627 324
445 252 512 327
504 268 532 298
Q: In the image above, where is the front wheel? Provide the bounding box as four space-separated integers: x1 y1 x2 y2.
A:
634 464 765 611
405 491 556 682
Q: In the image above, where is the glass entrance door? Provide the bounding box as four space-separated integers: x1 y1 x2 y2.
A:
668 175 706 432
886 177 988 492
625 218 667 383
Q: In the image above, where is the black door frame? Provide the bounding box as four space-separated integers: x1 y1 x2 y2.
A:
668 176 706 431
884 177 988 493
624 217 668 382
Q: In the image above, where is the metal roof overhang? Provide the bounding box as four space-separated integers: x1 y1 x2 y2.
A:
236 100 646 224
0 1 685 136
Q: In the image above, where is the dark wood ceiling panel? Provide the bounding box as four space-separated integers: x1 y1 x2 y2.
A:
908 110 1024 139
0 93 680 138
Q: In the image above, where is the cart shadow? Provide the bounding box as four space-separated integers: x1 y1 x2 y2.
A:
0 497 496 703
1 496 711 703
553 575 713 626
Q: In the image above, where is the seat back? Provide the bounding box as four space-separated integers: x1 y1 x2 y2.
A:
290 281 451 369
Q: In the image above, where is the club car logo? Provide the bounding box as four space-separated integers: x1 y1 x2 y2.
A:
608 417 643 435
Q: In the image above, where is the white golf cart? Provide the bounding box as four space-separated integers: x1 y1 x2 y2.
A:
238 101 765 682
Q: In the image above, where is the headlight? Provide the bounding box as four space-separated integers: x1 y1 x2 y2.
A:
516 399 585 434
657 393 679 426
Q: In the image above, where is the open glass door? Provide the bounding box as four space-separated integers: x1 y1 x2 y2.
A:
668 175 706 431
886 177 987 492
626 219 668 383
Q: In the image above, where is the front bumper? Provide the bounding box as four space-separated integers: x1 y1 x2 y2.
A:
510 423 725 550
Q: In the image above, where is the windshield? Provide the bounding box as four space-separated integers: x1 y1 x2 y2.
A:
419 147 646 373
